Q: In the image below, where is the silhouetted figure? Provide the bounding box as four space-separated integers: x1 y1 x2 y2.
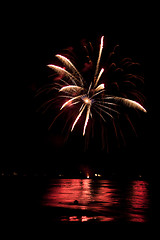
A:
74 200 79 205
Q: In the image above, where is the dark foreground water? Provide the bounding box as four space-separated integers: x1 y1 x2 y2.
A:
1 177 152 234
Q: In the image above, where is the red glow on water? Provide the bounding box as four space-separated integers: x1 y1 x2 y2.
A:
44 179 116 210
43 179 118 222
62 215 114 222
43 179 150 223
44 179 92 208
128 181 149 223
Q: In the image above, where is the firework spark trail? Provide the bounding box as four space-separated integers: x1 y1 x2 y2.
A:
71 104 86 132
45 36 146 137
47 64 78 85
60 95 84 110
112 97 147 113
55 54 84 86
94 68 104 88
83 104 91 136
94 36 104 85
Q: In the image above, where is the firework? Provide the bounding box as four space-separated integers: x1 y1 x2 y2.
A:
45 36 146 138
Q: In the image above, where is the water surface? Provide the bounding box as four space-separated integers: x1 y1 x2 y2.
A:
42 179 151 223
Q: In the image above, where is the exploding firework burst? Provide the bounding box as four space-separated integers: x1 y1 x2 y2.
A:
37 36 146 149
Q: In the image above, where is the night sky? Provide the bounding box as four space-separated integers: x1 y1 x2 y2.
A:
2 3 153 178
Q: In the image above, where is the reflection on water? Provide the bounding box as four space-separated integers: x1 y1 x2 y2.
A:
128 181 149 222
43 179 150 223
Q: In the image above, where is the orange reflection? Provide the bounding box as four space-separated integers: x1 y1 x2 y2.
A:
128 181 149 223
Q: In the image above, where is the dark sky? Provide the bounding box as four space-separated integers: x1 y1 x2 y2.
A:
2 3 153 177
